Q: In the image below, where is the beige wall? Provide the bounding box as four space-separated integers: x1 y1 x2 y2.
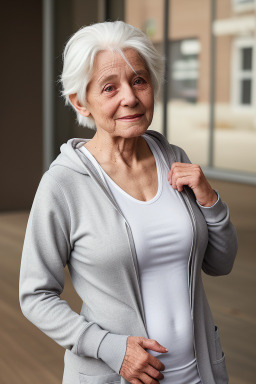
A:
215 0 233 104
217 0 232 19
125 0 164 42
215 35 232 103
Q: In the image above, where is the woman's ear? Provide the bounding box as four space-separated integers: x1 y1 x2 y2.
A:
69 94 91 117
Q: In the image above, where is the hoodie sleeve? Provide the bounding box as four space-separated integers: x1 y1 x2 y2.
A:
170 144 238 276
196 192 238 276
19 172 129 371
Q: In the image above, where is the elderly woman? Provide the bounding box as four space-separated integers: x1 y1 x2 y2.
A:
19 21 238 384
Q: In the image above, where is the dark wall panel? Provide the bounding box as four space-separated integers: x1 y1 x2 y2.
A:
0 0 43 210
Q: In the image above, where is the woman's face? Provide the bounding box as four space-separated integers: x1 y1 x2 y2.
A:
82 48 154 137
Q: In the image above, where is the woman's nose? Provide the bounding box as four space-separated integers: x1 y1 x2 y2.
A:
120 85 138 107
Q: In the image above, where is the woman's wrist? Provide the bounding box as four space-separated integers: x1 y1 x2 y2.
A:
98 333 130 374
196 189 219 207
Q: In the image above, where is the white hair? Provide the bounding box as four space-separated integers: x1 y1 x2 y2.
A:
60 20 164 130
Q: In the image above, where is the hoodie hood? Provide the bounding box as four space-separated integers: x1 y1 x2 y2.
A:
48 130 173 177
49 138 92 175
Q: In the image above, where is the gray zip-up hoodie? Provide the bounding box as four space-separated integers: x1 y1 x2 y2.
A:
19 129 238 384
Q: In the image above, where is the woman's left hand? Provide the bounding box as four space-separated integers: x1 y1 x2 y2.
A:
167 162 218 207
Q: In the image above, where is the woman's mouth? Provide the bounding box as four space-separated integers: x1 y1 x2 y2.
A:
117 114 144 121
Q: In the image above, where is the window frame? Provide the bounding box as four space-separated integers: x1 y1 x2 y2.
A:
231 37 256 109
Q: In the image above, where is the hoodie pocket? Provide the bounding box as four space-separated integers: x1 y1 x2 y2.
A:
212 325 229 384
214 325 224 362
79 372 121 384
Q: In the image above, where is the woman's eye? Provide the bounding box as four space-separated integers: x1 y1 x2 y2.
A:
104 85 114 93
134 77 145 85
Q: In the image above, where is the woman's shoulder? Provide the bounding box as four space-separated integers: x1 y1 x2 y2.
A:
33 170 68 205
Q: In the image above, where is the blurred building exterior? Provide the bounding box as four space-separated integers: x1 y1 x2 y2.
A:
127 0 256 106
1 0 256 210
126 0 256 175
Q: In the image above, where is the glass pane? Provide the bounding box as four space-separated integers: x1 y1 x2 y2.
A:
170 39 199 102
168 1 210 167
124 0 164 136
241 79 252 104
213 5 256 174
241 47 252 70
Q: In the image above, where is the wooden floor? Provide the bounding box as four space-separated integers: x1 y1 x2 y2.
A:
0 179 255 384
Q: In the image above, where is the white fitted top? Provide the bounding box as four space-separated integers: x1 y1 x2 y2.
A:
80 134 201 384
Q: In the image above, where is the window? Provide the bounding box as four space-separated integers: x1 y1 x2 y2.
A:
240 47 253 104
169 39 200 103
232 39 254 106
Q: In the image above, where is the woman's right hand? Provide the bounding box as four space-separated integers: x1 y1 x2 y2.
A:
119 336 168 383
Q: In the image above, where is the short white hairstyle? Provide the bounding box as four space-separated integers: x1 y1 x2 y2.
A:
60 20 164 130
